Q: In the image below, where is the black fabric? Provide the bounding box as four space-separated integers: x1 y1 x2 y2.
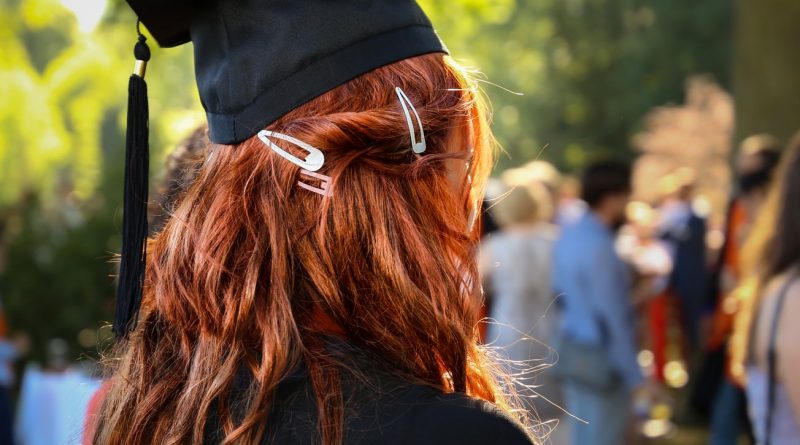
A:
115 39 151 338
126 0 193 47
125 0 448 145
204 340 534 445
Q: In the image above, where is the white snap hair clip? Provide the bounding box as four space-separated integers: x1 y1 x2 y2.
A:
395 87 426 154
257 130 325 172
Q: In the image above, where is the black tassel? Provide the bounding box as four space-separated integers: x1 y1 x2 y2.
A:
114 30 151 339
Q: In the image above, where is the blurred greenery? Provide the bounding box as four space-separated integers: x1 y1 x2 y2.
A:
424 0 732 170
0 0 201 361
0 0 777 363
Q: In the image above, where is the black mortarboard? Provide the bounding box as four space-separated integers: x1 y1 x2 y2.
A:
114 0 448 337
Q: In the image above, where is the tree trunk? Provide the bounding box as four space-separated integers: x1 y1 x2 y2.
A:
733 0 800 144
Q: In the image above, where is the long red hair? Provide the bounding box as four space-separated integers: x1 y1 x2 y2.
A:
94 53 516 444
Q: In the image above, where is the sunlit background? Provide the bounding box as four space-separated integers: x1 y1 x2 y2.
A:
1 0 799 443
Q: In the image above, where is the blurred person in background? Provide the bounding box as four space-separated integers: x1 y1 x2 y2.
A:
16 338 100 445
522 161 562 220
0 297 17 445
657 169 707 356
552 160 644 445
704 135 782 445
480 176 560 431
731 131 800 445
555 175 586 228
617 201 674 304
502 160 563 224
617 202 675 383
658 169 708 361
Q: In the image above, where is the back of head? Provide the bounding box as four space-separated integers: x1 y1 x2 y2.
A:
522 160 561 190
738 133 782 194
96 54 509 445
580 160 632 209
490 182 548 228
740 133 781 159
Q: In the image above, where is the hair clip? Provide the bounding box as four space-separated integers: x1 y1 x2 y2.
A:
298 169 333 197
395 87 426 154
257 130 325 172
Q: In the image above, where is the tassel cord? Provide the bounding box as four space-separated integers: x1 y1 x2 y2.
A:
114 32 151 338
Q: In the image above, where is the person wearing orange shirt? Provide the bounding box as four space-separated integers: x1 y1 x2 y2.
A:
705 135 781 445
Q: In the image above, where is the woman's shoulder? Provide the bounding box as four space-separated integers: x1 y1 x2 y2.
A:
761 273 800 324
335 346 535 444
258 341 537 445
400 391 535 445
751 273 800 365
775 274 800 347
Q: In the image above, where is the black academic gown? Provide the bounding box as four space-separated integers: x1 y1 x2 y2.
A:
204 340 534 445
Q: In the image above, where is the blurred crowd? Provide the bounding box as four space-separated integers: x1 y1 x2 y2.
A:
479 131 800 444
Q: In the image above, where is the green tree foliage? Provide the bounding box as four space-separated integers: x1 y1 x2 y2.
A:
0 0 198 360
425 0 731 171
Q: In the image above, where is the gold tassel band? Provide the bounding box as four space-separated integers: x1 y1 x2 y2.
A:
133 60 147 78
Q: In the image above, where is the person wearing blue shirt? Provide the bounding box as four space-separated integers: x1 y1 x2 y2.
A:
552 161 644 445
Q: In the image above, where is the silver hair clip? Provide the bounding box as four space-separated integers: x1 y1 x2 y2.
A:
395 87 426 154
298 169 333 197
257 130 332 197
257 130 325 172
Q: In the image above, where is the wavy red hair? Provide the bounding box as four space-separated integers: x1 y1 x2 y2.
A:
94 53 516 444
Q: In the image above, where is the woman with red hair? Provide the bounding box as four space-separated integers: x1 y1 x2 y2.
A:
91 1 535 444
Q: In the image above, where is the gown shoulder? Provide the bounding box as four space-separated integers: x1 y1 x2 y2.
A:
398 391 535 445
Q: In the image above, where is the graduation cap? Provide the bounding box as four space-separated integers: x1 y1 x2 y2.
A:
115 0 448 338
